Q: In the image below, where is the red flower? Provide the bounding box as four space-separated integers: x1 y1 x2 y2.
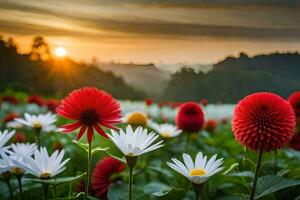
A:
145 98 153 106
2 96 19 105
201 99 208 106
92 157 126 199
56 87 121 144
15 132 26 143
232 92 295 151
205 119 217 133
175 102 205 132
290 133 300 151
2 113 19 123
76 180 94 195
288 91 300 118
45 99 61 112
27 95 43 106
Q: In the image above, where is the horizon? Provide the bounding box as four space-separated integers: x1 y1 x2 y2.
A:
1 0 300 64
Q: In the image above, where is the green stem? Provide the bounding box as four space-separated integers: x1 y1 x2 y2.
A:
129 167 133 200
193 183 203 200
185 133 190 152
6 180 13 200
43 183 49 200
52 185 57 200
17 175 23 200
84 143 92 200
34 128 41 148
250 146 264 200
125 156 138 200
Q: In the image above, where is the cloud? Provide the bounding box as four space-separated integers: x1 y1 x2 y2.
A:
0 0 300 41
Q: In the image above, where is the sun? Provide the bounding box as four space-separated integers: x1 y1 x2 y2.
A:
54 47 67 57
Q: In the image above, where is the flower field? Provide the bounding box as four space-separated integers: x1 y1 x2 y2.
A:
0 89 300 200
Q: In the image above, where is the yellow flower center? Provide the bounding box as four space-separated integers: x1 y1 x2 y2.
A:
127 153 135 156
10 167 24 175
126 112 148 127
33 123 42 128
40 172 51 179
161 131 171 138
190 168 206 176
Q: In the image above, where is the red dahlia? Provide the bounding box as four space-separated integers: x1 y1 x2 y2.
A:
56 87 121 144
2 113 19 123
45 99 61 112
201 99 208 106
92 157 125 199
175 102 205 132
27 95 43 106
15 132 26 143
205 119 217 133
232 92 295 151
288 91 300 118
145 98 153 106
2 96 19 105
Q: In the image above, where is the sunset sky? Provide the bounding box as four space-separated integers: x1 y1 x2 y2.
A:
0 0 300 64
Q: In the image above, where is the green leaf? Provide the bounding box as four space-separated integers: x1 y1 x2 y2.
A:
72 140 89 153
25 173 86 186
72 140 109 156
108 183 128 200
108 183 148 200
222 163 239 175
91 146 110 155
105 150 126 163
143 182 169 194
153 188 185 200
228 171 254 178
255 175 300 199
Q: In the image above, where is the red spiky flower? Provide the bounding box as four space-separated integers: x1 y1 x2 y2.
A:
92 157 126 199
56 87 121 144
232 92 295 151
288 91 300 118
205 119 217 133
175 102 205 132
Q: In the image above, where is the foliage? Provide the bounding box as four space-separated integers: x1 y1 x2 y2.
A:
163 52 300 103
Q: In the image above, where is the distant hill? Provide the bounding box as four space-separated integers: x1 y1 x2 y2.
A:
0 37 145 100
163 52 300 103
98 62 170 97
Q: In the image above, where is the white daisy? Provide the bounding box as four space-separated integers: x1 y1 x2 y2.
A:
109 125 163 157
0 152 13 174
6 121 24 129
0 130 15 153
15 112 57 132
16 147 70 178
167 152 223 184
0 144 36 175
149 122 182 138
8 143 37 163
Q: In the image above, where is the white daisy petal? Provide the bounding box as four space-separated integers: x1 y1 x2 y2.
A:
167 152 223 184
109 125 163 157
